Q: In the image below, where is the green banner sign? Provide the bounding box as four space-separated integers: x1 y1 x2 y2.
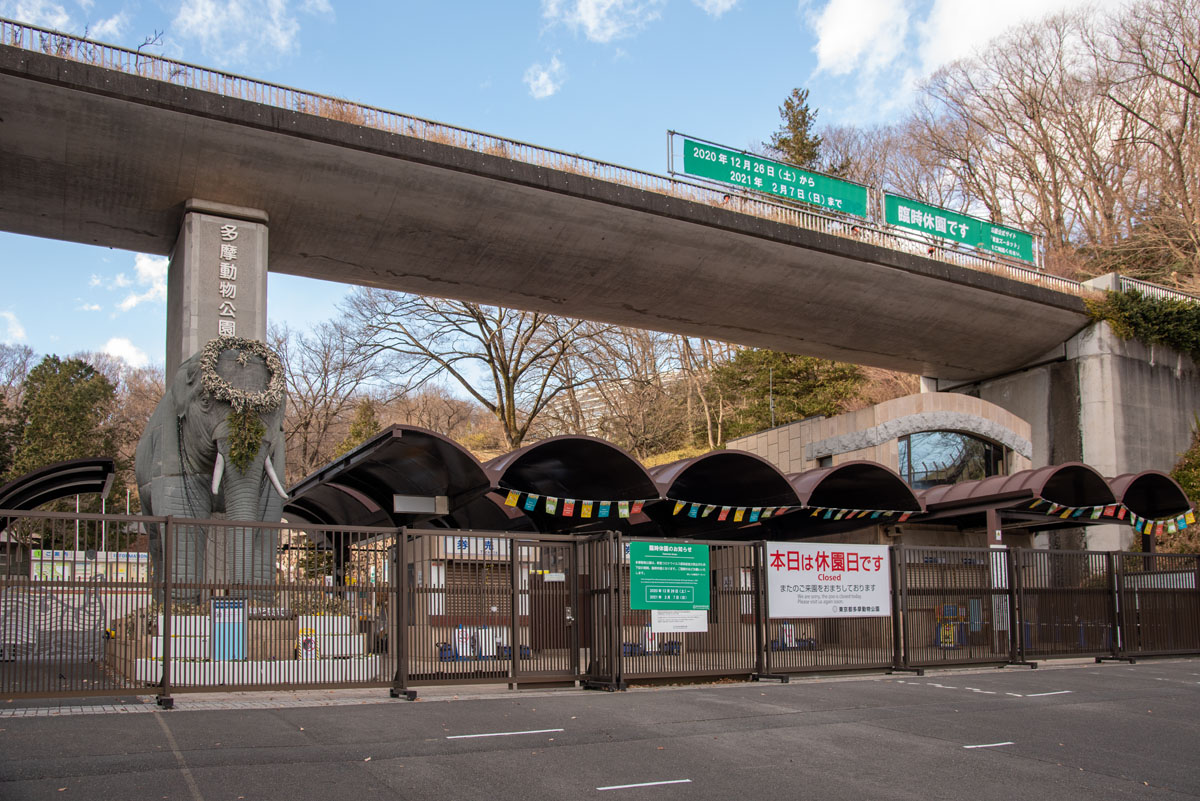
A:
884 194 1035 263
682 139 868 218
629 541 710 611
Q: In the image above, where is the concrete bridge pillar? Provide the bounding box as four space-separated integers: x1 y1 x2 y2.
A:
166 199 269 377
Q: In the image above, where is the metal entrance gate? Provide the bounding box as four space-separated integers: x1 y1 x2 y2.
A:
395 529 585 692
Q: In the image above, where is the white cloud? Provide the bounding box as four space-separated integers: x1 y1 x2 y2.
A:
172 0 327 65
1 0 72 30
693 0 738 17
102 337 149 369
116 253 168 312
112 273 131 288
809 0 909 76
914 0 1126 77
0 312 26 344
77 302 102 312
524 55 567 99
88 11 127 40
805 0 1131 123
89 274 102 287
542 0 666 43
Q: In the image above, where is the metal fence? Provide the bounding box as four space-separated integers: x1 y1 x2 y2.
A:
3 512 1199 702
1117 552 1200 657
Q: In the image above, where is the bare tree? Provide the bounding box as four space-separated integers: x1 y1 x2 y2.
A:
272 321 382 482
345 289 612 449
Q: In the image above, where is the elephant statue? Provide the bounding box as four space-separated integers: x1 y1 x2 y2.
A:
135 336 288 600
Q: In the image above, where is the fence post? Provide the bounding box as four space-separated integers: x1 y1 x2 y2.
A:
753 541 764 677
391 527 415 700
1005 547 1019 664
1099 550 1135 663
156 516 174 709
612 530 625 690
510 534 521 689
889 544 904 672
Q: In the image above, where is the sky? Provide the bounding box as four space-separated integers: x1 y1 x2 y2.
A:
0 0 1128 370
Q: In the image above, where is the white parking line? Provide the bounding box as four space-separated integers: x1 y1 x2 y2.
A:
963 742 1014 749
446 728 565 739
1005 693 1024 697
598 780 692 791
1026 690 1072 697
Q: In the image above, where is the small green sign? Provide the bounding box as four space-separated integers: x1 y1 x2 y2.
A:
629 541 710 611
682 139 868 218
883 194 1035 264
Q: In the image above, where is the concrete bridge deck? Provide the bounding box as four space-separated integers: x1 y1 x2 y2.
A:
0 24 1090 381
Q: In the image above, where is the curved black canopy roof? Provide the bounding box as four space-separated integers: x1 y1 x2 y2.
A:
1109 471 1192 520
0 458 115 524
648 450 800 537
284 425 492 528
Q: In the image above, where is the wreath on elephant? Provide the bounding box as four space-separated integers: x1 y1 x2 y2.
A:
198 336 286 472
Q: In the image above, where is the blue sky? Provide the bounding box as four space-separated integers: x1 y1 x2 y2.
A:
0 0 1124 369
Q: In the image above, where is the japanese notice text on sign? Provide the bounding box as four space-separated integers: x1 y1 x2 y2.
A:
629 542 710 611
682 138 868 218
884 194 1035 263
766 542 890 618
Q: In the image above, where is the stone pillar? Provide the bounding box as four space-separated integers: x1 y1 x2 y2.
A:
166 199 269 378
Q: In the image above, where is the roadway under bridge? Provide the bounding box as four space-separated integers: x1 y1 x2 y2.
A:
0 39 1089 381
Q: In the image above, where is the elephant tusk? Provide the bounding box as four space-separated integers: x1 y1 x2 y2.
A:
264 456 289 501
211 452 225 495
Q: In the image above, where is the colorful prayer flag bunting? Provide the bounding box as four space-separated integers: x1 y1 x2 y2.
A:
599 501 611 518
504 490 520 507
581 500 593 518
617 500 629 518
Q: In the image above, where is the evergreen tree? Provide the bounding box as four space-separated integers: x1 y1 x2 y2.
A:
6 356 117 480
767 88 823 170
336 398 383 456
713 349 863 439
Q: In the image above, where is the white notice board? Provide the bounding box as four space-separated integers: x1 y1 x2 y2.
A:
765 542 891 618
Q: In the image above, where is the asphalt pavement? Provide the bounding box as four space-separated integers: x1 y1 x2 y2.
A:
2 659 1199 800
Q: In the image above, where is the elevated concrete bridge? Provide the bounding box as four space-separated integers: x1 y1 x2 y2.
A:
0 23 1091 382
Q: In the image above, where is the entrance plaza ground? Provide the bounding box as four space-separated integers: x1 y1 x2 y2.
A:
2 658 1199 800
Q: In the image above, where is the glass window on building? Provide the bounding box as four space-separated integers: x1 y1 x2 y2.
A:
898 431 1006 489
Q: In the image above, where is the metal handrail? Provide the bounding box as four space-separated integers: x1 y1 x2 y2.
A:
0 16 1121 303
1117 276 1200 304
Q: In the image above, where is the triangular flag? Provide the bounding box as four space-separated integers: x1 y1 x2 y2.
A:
898 512 912 522
1029 498 1045 509
811 508 821 517
1047 503 1061 514
563 498 576 517
733 508 745 522
617 501 630 518
702 505 716 517
599 501 611 518
834 510 847 520
504 490 520 507
631 500 645 514
673 501 685 516
761 507 775 519
688 503 700 519
1060 508 1074 519
718 506 730 521
823 509 834 519
581 500 593 518
523 494 540 512
545 496 558 515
